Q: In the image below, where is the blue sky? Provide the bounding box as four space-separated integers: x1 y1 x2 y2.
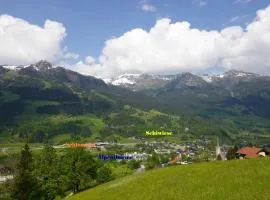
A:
1 0 269 58
1 0 270 77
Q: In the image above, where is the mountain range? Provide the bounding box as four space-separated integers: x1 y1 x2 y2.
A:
1 60 270 144
105 70 262 91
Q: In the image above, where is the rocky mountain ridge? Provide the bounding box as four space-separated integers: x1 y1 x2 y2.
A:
105 70 262 91
2 61 264 92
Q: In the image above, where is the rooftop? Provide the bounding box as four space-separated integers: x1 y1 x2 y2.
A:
237 147 262 158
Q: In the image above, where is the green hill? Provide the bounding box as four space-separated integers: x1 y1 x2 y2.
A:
69 158 270 200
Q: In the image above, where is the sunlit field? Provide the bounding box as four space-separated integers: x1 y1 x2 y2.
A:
70 158 270 200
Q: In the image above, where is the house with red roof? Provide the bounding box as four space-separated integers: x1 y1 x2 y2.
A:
236 147 264 159
64 143 96 148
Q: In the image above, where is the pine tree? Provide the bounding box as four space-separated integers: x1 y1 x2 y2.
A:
11 144 42 200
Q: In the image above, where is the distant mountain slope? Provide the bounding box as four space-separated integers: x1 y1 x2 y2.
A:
1 61 215 143
1 61 270 144
146 70 270 134
104 70 267 93
162 72 209 90
0 61 167 114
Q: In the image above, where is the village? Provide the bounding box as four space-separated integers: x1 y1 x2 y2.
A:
1 137 270 185
63 137 270 164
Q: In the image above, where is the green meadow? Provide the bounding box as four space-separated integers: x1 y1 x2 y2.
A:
69 158 270 200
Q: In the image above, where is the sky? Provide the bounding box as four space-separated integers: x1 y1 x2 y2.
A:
1 0 270 78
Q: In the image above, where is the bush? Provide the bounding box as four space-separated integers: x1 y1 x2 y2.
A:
97 166 113 184
128 159 140 170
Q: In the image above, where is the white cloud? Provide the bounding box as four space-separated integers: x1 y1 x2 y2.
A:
71 61 115 79
74 4 270 78
85 56 96 65
141 4 157 12
2 5 270 79
0 14 77 65
139 0 157 12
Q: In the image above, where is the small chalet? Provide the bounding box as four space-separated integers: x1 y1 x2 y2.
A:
236 147 264 159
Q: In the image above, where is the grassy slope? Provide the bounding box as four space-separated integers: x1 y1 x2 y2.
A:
70 158 270 200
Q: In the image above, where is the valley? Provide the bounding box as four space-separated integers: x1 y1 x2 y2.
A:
1 61 270 200
1 2 270 199
1 61 270 146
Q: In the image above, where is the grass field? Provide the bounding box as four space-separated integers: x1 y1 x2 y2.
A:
69 158 270 200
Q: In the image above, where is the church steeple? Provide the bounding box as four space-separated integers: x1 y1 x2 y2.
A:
216 137 221 159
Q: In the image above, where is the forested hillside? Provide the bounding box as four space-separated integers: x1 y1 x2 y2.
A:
0 61 216 143
1 61 270 144
143 71 270 139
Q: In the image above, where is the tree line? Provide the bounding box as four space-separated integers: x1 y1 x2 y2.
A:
2 144 115 200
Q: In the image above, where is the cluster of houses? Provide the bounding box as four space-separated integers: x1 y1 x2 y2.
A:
139 140 203 156
124 152 151 161
63 140 270 162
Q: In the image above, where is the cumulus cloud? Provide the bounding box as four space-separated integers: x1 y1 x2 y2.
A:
0 14 77 65
71 61 115 79
74 4 270 78
2 5 270 79
85 56 96 65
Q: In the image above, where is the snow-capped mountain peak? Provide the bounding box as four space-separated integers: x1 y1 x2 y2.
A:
1 61 262 92
112 77 136 85
199 73 225 83
223 70 259 78
2 60 54 72
118 73 141 78
107 73 141 86
105 73 175 91
200 74 214 83
2 65 29 71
